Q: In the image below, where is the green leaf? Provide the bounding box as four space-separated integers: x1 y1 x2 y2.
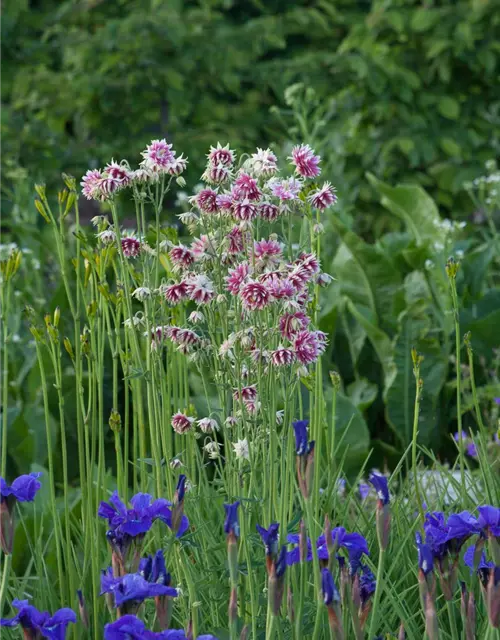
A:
367 174 444 246
347 378 379 411
438 96 460 120
440 138 462 157
325 389 370 471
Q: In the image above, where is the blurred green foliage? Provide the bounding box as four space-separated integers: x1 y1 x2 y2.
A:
3 0 500 217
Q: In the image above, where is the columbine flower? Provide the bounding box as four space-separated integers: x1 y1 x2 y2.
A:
192 188 219 214
1 473 42 554
279 311 310 340
208 143 235 167
164 282 189 305
171 413 194 434
167 154 188 176
233 173 261 201
0 599 76 639
132 287 151 301
271 346 295 367
186 274 215 304
240 280 272 311
247 148 278 177
97 229 117 245
254 239 282 266
204 441 221 460
226 262 251 295
141 139 175 171
259 202 280 221
290 144 321 178
105 161 133 187
169 245 194 271
226 226 244 253
269 177 302 201
293 330 321 365
233 199 258 222
197 417 219 433
203 163 232 184
121 237 141 258
81 169 104 200
232 439 250 460
307 182 337 209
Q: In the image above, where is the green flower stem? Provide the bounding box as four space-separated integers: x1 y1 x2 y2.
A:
447 599 459 640
0 553 12 617
304 498 322 640
465 335 487 437
367 548 385 638
411 355 425 525
1 278 11 479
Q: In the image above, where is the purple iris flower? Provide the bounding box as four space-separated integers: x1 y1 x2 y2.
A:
463 544 494 573
98 492 169 538
494 398 500 405
275 545 287 579
286 527 369 566
223 501 240 538
359 483 371 501
0 599 76 639
1 473 42 554
0 473 42 503
424 511 480 560
256 522 279 557
104 615 219 640
368 472 389 505
158 506 189 538
359 565 376 605
176 475 186 503
416 532 434 576
478 506 500 537
101 571 177 609
321 568 340 606
292 420 314 456
140 549 171 586
446 511 481 541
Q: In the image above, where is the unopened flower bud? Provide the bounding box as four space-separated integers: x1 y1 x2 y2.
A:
109 409 121 433
63 337 74 360
77 590 89 629
53 306 60 327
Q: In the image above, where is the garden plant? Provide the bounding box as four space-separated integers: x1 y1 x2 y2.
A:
1 137 500 640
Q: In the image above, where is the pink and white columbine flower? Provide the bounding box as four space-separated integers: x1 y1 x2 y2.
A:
122 237 141 258
171 328 201 353
81 169 104 200
290 144 321 178
315 330 328 353
105 161 133 187
248 148 278 177
203 163 231 184
233 385 257 403
169 245 194 271
141 139 176 171
164 282 189 305
293 329 321 365
186 274 215 304
279 311 310 340
171 412 194 434
233 199 258 222
191 235 212 261
288 264 312 290
97 229 117 245
268 177 303 201
192 188 219 214
240 280 272 311
297 252 320 275
266 276 296 299
233 173 261 201
226 226 245 255
258 202 280 221
253 239 282 267
216 193 234 214
307 182 337 209
271 346 296 366
197 417 219 433
207 143 235 167
167 154 188 176
226 262 251 295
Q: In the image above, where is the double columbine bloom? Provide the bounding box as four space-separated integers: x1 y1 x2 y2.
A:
0 599 76 640
0 472 42 554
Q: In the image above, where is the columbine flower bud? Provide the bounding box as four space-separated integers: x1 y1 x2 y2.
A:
369 472 390 550
63 337 74 360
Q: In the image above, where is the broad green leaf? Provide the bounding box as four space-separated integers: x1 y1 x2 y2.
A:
367 174 444 246
438 96 460 120
325 388 370 471
347 378 378 411
440 138 462 157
